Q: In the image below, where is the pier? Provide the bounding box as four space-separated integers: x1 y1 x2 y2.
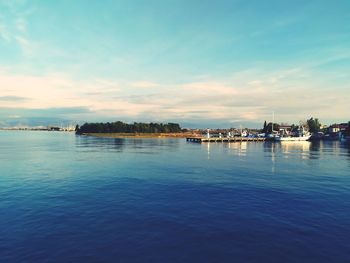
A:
186 137 266 143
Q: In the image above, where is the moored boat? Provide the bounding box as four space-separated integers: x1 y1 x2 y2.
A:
275 134 311 141
274 126 311 141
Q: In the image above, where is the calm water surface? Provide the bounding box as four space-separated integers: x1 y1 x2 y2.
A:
1 131 350 262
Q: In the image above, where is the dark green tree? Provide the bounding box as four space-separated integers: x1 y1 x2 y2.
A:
307 117 321 133
291 124 298 132
265 122 280 133
263 121 267 132
347 121 350 136
76 121 182 134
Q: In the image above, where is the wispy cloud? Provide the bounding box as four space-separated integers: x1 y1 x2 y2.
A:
130 81 160 88
0 23 11 42
0 1 39 58
1 64 349 126
14 35 35 57
15 17 26 32
0 95 30 101
0 1 349 127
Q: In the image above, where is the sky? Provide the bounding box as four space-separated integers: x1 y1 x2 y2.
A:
0 0 349 128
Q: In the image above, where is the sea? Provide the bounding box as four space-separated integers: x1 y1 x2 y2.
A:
1 131 350 263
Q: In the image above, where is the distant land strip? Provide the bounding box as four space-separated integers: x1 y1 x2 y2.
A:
81 132 199 139
75 121 182 134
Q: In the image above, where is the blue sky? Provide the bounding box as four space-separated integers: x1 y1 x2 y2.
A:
0 0 349 128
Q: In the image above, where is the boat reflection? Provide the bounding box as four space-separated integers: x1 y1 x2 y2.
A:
264 141 314 160
227 141 247 157
206 142 210 160
263 140 350 161
279 141 311 160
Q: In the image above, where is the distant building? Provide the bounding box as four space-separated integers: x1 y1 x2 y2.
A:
328 123 348 133
279 124 292 131
329 126 340 133
327 123 349 134
48 126 61 131
339 123 349 131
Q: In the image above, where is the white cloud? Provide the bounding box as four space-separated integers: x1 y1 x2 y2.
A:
8 115 21 118
130 81 160 88
14 35 34 57
15 17 26 32
0 63 349 126
0 23 11 42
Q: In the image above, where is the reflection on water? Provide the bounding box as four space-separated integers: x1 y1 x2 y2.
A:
201 140 350 173
1 131 348 161
76 136 126 152
75 135 180 154
1 131 350 263
225 141 247 156
264 140 350 160
206 142 210 160
269 141 312 160
203 141 249 160
197 140 350 181
230 141 247 156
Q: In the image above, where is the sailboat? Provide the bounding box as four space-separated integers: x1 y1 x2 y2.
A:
265 111 280 140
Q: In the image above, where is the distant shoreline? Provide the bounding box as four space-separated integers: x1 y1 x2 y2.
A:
81 132 200 139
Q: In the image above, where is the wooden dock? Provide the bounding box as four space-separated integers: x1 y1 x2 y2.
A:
186 137 266 143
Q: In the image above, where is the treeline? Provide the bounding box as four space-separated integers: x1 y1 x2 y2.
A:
261 117 350 134
76 121 182 134
262 117 321 133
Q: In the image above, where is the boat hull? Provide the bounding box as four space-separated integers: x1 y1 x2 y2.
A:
275 135 311 141
340 136 350 143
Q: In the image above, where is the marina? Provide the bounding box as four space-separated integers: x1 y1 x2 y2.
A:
186 137 266 143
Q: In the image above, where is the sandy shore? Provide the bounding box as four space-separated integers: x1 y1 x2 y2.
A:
81 132 201 139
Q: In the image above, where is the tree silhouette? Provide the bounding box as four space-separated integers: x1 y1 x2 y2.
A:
76 121 182 134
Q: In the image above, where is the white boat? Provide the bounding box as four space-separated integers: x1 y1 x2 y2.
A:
275 126 311 141
275 135 311 141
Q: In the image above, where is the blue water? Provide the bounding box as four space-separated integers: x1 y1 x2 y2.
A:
1 131 350 262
